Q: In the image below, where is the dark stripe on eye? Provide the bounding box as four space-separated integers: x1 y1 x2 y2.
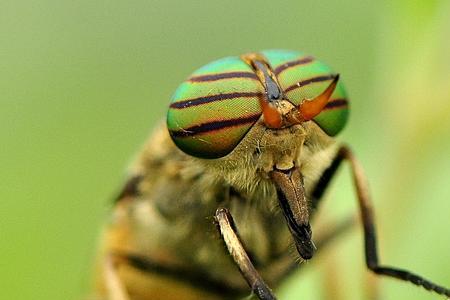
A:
170 92 263 109
285 74 335 93
189 72 258 82
274 56 315 75
323 98 348 110
170 113 261 137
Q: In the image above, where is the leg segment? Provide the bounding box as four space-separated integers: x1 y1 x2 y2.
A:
104 255 131 300
312 145 450 297
215 208 277 300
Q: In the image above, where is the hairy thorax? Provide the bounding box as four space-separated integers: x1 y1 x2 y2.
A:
102 119 338 295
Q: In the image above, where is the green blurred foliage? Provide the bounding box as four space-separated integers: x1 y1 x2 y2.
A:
0 1 449 299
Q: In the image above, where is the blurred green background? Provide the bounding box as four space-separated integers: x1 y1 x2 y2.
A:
1 1 449 299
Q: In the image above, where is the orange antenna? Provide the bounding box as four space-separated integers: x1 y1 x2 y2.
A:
299 74 339 121
259 97 282 128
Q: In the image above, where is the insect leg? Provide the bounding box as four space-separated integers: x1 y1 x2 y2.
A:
310 146 346 209
215 208 277 300
315 145 450 296
103 255 131 300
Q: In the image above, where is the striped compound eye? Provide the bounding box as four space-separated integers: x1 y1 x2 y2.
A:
167 56 264 159
167 50 349 159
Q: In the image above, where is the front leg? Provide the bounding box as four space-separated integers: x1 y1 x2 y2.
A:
312 145 450 297
103 255 131 300
215 208 277 300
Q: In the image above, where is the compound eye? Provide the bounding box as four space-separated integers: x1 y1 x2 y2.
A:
167 56 265 159
262 50 349 136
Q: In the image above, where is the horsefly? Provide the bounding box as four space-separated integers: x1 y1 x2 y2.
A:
90 50 450 299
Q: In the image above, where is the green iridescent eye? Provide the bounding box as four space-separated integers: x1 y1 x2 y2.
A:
167 50 349 159
167 56 264 159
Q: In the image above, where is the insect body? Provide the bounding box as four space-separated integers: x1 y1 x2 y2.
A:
92 50 450 299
